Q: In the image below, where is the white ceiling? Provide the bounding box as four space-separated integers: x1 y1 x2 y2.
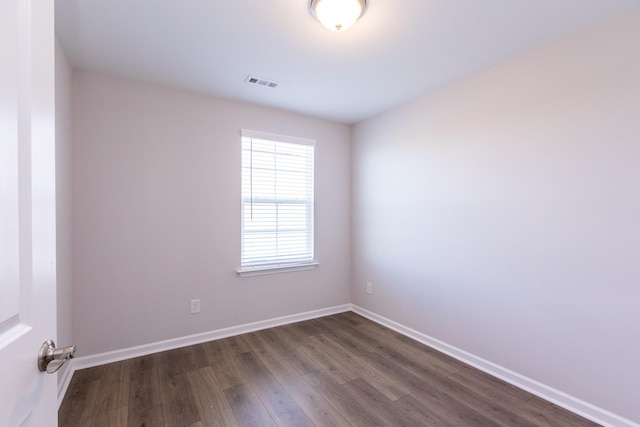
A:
55 0 637 124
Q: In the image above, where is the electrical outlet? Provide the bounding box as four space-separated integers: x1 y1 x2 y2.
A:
366 282 373 295
190 299 201 314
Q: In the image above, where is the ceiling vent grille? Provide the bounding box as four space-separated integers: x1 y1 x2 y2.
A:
245 75 279 88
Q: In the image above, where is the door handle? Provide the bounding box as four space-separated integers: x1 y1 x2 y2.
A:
38 340 76 374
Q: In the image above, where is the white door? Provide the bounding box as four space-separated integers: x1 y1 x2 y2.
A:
1 0 59 425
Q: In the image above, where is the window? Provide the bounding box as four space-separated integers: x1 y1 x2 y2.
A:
239 129 316 276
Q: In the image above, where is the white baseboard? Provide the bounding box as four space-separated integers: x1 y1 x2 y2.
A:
57 304 351 405
351 304 638 427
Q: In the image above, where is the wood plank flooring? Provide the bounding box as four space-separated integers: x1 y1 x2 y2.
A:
59 312 599 426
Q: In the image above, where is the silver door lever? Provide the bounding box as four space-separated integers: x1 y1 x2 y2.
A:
38 340 77 374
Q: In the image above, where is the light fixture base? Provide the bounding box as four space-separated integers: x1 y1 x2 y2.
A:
309 0 368 32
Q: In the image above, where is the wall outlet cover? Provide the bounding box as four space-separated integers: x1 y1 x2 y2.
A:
190 299 201 314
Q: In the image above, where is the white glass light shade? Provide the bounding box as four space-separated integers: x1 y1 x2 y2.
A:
310 0 367 32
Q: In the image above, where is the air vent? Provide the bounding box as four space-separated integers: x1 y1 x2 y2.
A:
245 75 279 89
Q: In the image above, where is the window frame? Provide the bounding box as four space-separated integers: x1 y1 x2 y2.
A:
237 129 318 277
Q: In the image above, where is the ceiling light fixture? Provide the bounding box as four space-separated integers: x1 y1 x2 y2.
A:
309 0 367 32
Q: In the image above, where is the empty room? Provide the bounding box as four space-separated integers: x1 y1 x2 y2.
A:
2 0 639 426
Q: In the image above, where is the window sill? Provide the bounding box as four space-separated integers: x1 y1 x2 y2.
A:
237 262 319 277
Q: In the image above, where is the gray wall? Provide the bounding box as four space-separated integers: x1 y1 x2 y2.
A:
352 10 640 423
72 71 352 355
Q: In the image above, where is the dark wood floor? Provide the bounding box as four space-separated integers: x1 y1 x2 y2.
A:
59 312 598 426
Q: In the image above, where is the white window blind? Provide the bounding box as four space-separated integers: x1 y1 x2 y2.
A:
241 130 315 270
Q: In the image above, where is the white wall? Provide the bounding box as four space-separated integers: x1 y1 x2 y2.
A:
55 38 73 380
352 9 640 424
72 71 351 356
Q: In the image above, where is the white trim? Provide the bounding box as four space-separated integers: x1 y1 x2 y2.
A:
351 305 639 427
237 261 319 277
60 304 350 388
241 129 316 147
57 362 75 406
